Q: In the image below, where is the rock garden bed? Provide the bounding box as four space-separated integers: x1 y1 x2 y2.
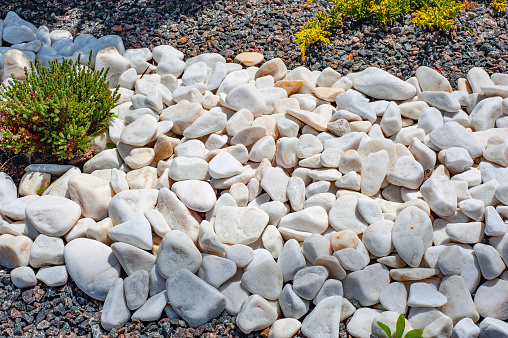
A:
0 3 508 338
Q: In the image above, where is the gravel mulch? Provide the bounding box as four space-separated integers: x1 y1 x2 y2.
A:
0 268 243 338
1 0 507 88
0 0 505 336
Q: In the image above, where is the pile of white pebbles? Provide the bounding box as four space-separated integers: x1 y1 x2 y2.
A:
0 10 508 338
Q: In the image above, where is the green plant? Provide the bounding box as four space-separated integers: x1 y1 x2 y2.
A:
413 0 465 30
377 314 423 338
370 0 412 25
0 54 119 160
294 0 466 59
492 0 507 12
294 0 342 60
463 24 477 33
339 0 371 19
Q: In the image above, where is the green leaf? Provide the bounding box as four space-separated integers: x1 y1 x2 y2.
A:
395 314 405 338
106 142 116 149
377 321 392 338
404 329 423 338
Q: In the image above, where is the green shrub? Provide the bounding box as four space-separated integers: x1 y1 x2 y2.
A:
294 0 466 59
413 0 465 30
370 0 412 25
491 0 507 12
0 54 119 160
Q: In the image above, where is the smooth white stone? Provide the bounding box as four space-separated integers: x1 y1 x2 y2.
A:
278 206 328 234
171 180 216 213
278 239 306 282
101 278 130 331
293 266 328 300
429 122 483 158
474 278 508 320
11 266 37 288
268 318 302 338
392 206 433 267
124 270 149 310
214 206 269 245
279 284 310 319
241 260 283 300
343 263 390 306
108 217 153 250
25 195 81 237
350 67 416 101
452 317 480 338
156 230 202 279
131 291 168 321
361 150 390 196
208 151 243 179
236 294 278 334
301 296 342 338
446 222 484 244
166 268 227 328
95 47 131 88
260 167 289 202
219 281 249 316
347 308 383 338
156 188 200 242
64 238 121 301
108 189 158 225
362 220 394 257
329 195 368 234
407 282 447 307
379 281 407 314
226 244 254 268
335 90 377 122
198 254 237 288
29 234 64 268
479 318 508 338
484 206 507 236
438 246 464 276
474 243 506 280
35 265 68 287
439 275 479 324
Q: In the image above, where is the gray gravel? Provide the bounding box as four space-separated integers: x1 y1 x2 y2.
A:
0 0 507 88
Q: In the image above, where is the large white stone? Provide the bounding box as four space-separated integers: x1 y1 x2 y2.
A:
67 174 113 221
156 230 202 279
214 206 269 245
25 195 81 237
171 180 216 212
166 268 227 328
64 238 121 301
301 296 342 338
349 67 416 100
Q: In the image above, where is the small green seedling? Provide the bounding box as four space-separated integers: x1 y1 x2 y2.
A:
377 313 423 338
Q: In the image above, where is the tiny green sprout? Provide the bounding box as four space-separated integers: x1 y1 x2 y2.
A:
377 313 424 338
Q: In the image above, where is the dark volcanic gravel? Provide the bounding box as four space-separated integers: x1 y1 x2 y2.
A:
0 268 242 337
0 0 504 336
1 0 507 88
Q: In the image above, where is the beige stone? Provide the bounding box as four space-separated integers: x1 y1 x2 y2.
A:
330 230 360 251
275 80 304 96
0 234 33 268
255 58 287 81
18 172 51 196
312 87 345 102
235 52 264 66
126 167 158 189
